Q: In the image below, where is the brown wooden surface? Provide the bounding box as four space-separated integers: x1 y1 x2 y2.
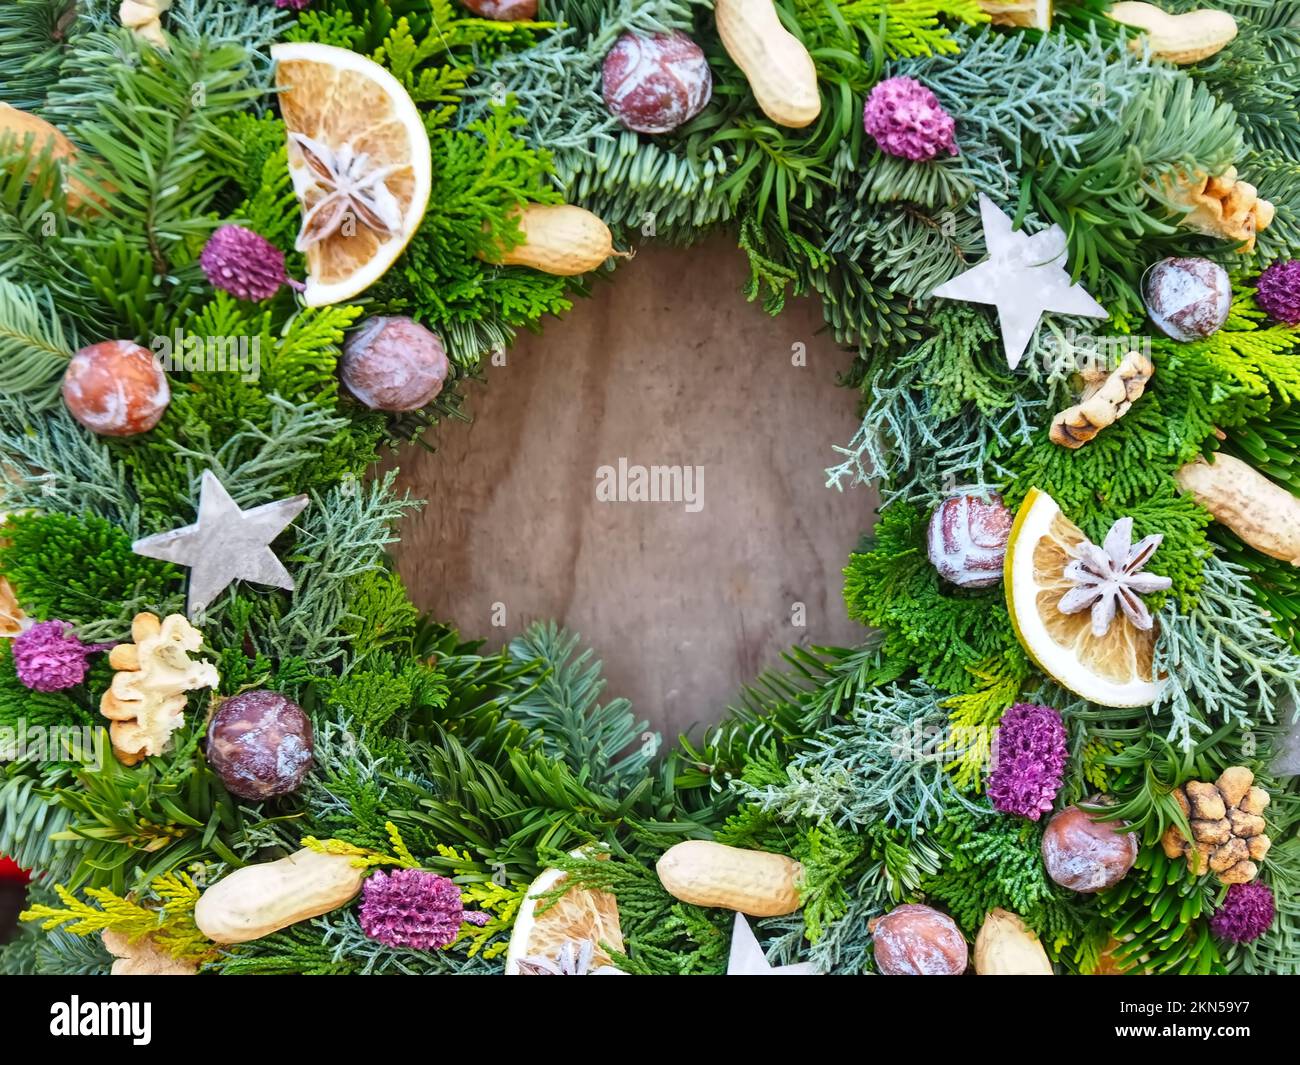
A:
386 234 876 737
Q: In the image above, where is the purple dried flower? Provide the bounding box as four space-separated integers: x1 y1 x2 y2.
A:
359 868 488 951
275 0 312 10
988 703 1067 821
863 76 958 162
199 224 303 302
12 621 105 692
1256 260 1300 325
1210 882 1275 943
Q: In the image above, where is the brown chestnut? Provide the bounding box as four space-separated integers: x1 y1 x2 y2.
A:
1041 804 1138 893
869 903 968 975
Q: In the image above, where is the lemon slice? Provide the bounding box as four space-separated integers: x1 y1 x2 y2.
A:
1005 487 1160 707
270 42 431 307
504 862 624 974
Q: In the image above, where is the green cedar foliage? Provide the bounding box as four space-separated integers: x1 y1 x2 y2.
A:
0 512 180 632
843 502 1029 693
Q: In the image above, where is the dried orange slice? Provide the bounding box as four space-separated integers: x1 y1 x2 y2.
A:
1005 487 1161 707
504 862 624 975
270 42 431 307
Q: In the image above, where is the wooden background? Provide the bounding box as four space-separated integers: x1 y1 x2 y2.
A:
386 234 877 738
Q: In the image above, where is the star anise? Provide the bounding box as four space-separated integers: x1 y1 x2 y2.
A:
515 939 624 976
289 132 404 251
1057 517 1172 637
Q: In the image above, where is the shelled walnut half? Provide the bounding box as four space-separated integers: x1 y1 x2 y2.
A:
1160 766 1270 884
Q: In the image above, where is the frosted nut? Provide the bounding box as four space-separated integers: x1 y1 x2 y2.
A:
602 31 713 135
926 493 1013 588
459 0 537 20
868 903 968 975
206 689 313 801
341 316 449 412
1143 256 1231 341
62 340 170 437
1041 804 1138 893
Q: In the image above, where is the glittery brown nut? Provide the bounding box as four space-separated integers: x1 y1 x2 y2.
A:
926 493 1013 588
870 904 967 976
602 32 713 135
62 340 170 437
1143 257 1231 341
206 689 313 801
1041 805 1138 893
341 316 449 413
459 0 537 19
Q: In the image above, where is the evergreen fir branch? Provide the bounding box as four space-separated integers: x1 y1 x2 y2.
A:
22 921 113 976
208 919 364 975
795 0 986 60
894 304 1012 420
0 141 108 333
44 723 246 894
825 371 1043 501
1188 3 1300 158
0 279 75 409
899 24 1161 206
67 36 261 278
505 621 658 794
541 847 729 975
1246 149 1300 266
674 642 907 814
1091 842 1221 974
920 799 1075 941
830 198 984 302
0 767 77 883
0 0 73 112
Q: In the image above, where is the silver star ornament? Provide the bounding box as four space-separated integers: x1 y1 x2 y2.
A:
932 194 1108 369
133 471 309 618
727 913 818 976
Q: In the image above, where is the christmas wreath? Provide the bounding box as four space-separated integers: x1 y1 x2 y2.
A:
0 0 1298 977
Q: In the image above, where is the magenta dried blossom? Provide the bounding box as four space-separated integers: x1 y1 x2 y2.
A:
988 703 1067 821
863 76 958 162
275 0 312 10
359 868 489 951
200 224 303 302
1256 260 1300 325
1209 882 1275 943
12 621 106 692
